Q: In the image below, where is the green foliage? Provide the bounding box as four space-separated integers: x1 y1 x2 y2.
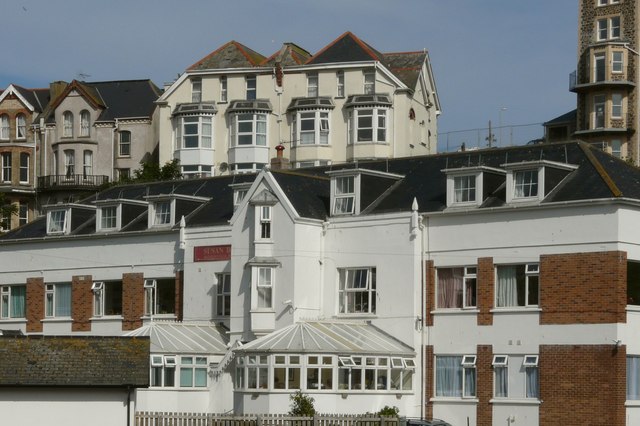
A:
0 193 18 231
377 406 400 417
132 158 182 182
288 390 316 416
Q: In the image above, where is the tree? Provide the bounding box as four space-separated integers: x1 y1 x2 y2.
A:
0 194 18 232
288 390 316 416
131 159 182 183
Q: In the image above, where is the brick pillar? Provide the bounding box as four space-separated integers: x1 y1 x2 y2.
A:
540 344 625 425
476 345 493 426
540 251 627 324
425 260 435 327
71 274 92 332
175 271 183 321
26 277 44 333
477 257 494 326
122 273 144 331
424 345 434 419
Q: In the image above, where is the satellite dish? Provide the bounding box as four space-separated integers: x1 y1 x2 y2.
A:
219 162 228 172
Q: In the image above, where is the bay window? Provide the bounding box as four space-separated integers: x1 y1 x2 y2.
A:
63 111 73 137
176 115 213 149
273 355 301 390
151 355 176 387
231 112 267 146
349 108 387 143
338 267 376 314
496 264 539 308
80 110 90 137
293 111 330 145
1 285 26 319
436 267 477 308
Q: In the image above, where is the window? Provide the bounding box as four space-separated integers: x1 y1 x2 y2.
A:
246 75 257 100
47 209 67 234
293 111 329 145
83 150 93 178
338 268 376 314
612 51 624 73
496 264 539 308
0 115 8 140
435 355 476 398
64 150 75 178
63 111 73 137
336 71 345 97
116 168 130 181
216 273 230 316
177 116 213 149
144 278 176 316
153 201 172 226
454 175 476 203
119 131 131 156
246 355 269 389
333 176 355 215
524 355 539 398
256 267 273 309
19 153 29 183
182 164 212 179
180 356 208 387
258 206 272 240
16 114 26 139
627 262 640 305
349 108 387 144
220 76 228 102
493 355 509 397
1 285 26 318
599 0 620 5
151 355 176 387
611 139 622 158
191 78 202 103
1 153 11 182
597 16 621 41
307 73 319 97
80 110 90 136
231 113 267 146
18 202 28 226
612 93 623 118
92 281 122 317
273 355 301 390
628 356 640 400
45 283 71 317
594 54 606 82
363 70 375 94
513 170 538 198
437 267 477 308
100 205 118 230
233 188 248 210
306 355 333 390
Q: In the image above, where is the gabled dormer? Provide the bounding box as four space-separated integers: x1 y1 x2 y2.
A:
443 166 506 208
145 194 209 229
44 203 95 236
327 168 403 216
502 160 578 204
95 198 148 232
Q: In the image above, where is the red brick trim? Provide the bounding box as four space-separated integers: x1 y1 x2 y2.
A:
26 277 44 333
477 257 494 326
175 270 183 321
122 273 144 331
71 275 92 332
424 345 434 419
476 345 493 426
425 260 435 326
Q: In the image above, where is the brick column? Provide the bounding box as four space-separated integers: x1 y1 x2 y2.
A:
424 345 434 419
477 257 494 326
175 271 184 321
425 260 435 326
476 345 493 426
540 344 625 425
71 274 92 332
122 273 144 331
540 251 626 325
26 277 44 333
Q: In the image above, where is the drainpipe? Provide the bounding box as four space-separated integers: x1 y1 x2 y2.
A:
420 214 429 420
126 386 132 426
112 119 119 182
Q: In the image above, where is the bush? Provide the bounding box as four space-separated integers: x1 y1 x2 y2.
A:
377 406 399 417
288 390 316 416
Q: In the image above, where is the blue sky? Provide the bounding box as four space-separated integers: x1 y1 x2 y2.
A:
1 0 578 152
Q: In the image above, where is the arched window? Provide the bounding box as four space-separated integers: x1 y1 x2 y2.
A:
16 114 26 139
0 115 9 140
63 111 74 137
80 110 90 137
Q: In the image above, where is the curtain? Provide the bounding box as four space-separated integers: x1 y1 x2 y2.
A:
495 366 508 397
56 283 71 317
497 266 518 307
436 356 462 397
11 286 25 318
464 367 476 397
526 367 539 398
465 277 476 307
437 268 463 308
628 357 640 400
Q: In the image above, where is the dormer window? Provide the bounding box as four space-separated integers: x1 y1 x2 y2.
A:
333 176 356 215
145 194 209 229
153 200 172 226
454 175 476 203
97 205 119 231
503 160 577 204
329 169 403 216
444 166 505 208
47 209 68 234
514 170 538 198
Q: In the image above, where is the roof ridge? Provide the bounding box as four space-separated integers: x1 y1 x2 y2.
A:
578 141 622 197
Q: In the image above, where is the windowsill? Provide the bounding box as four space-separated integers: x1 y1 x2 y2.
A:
291 144 332 148
0 318 27 323
237 389 413 394
116 156 131 159
177 147 214 151
141 314 177 320
431 308 479 315
491 307 542 313
250 309 275 313
626 305 640 312
625 400 640 407
490 398 541 405
349 142 389 146
42 317 73 323
91 315 124 321
430 397 479 404
335 96 345 99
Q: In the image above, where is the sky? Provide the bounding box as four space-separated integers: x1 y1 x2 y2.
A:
1 0 578 152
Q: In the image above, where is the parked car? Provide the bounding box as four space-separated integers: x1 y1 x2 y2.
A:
403 417 452 426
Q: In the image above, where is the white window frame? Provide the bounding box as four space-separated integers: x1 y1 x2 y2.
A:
216 273 231 317
349 108 387 144
92 281 104 317
256 205 272 241
493 355 509 398
436 266 477 309
191 78 202 103
513 169 538 198
612 51 624 73
220 76 228 102
16 114 26 139
435 355 476 398
63 111 74 137
336 71 345 97
44 282 71 318
254 267 274 309
1 284 26 319
151 355 177 387
179 356 208 388
597 16 621 41
0 115 9 140
98 205 119 231
307 73 319 97
363 70 375 94
152 200 173 227
47 209 68 235
233 188 248 210
332 175 357 215
246 75 257 100
1 152 11 183
454 175 476 204
231 113 267 147
496 263 539 308
80 110 90 137
338 267 376 315
119 131 131 157
293 110 330 146
612 93 623 118
19 152 29 184
177 115 213 149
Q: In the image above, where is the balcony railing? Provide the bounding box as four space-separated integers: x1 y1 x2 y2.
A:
38 174 109 190
570 65 635 91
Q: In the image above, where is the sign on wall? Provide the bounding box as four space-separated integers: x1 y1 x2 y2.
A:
194 245 231 262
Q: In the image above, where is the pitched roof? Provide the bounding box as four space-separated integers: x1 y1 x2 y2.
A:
544 109 577 126
125 321 229 354
188 40 267 71
262 43 312 66
383 51 427 90
306 31 385 65
0 336 149 387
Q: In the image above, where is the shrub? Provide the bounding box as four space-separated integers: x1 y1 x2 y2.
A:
288 390 316 416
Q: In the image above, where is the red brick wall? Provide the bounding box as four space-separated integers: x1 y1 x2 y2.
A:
477 257 494 326
540 345 625 425
175 271 183 321
540 251 626 324
476 345 493 426
26 277 44 332
425 260 435 326
122 273 144 331
71 275 92 332
424 345 434 419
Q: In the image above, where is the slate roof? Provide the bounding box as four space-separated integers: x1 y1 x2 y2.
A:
306 31 385 64
544 109 577 126
11 85 51 112
0 336 149 387
188 41 267 71
262 43 312 66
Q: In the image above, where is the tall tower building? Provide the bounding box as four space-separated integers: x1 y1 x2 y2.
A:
571 0 637 163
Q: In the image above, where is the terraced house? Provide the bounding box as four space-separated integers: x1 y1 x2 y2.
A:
1 141 640 426
156 32 440 176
